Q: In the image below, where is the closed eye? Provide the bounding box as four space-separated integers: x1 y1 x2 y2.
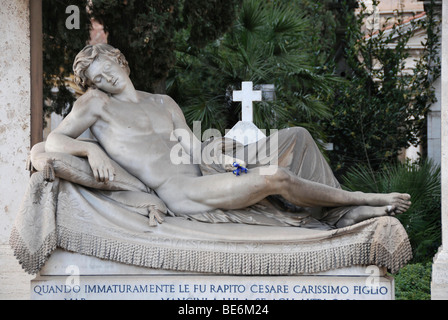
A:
94 75 102 83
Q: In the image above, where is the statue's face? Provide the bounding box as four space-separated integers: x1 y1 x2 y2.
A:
85 55 129 94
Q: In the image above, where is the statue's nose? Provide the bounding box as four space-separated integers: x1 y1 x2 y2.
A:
103 73 113 82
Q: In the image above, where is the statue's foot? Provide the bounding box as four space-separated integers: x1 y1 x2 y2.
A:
336 196 411 228
366 192 411 214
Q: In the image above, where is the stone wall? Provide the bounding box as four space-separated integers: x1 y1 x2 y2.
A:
0 0 34 300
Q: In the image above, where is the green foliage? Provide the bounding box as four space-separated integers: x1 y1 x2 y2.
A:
169 0 338 142
43 0 241 117
91 0 174 93
324 0 441 174
88 0 242 93
43 0 90 117
276 0 359 67
342 159 441 263
182 0 242 49
394 263 432 300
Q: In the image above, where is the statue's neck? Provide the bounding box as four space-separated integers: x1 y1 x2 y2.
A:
113 84 140 103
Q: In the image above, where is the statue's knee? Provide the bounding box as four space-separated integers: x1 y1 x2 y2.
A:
30 142 47 166
266 167 291 190
30 142 46 156
291 127 312 140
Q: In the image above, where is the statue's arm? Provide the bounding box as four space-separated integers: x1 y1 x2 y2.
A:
45 104 97 156
45 89 115 182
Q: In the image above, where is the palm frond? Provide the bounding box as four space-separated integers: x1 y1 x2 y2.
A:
341 159 441 263
237 0 266 34
183 96 227 133
266 2 307 36
171 0 336 139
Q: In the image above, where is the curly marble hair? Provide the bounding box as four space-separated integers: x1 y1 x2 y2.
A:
73 44 130 90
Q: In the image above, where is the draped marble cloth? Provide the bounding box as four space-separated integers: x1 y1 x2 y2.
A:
10 127 412 275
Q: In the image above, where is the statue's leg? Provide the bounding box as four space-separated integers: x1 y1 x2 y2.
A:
335 205 397 228
243 127 340 220
245 127 341 188
171 127 411 220
268 168 411 210
243 127 411 225
178 166 411 215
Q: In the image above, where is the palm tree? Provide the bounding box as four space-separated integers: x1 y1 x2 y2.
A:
169 0 337 143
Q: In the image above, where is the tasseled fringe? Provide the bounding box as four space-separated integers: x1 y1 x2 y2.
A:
52 226 412 275
9 221 413 276
9 226 57 275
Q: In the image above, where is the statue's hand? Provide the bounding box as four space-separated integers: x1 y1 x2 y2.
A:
86 144 116 182
146 194 167 226
148 206 165 227
222 154 247 172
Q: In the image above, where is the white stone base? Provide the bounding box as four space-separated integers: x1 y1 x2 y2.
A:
431 247 448 299
31 249 394 300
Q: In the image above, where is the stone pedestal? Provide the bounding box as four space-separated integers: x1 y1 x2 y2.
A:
31 249 394 300
431 248 448 299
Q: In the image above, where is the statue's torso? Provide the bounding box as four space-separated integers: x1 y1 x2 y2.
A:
90 92 201 190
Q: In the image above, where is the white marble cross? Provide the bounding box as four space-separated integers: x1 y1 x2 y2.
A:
233 81 262 123
225 81 265 145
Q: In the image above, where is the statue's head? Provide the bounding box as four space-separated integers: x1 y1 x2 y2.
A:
73 44 130 90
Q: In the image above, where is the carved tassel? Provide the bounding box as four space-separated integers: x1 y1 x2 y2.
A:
26 156 33 172
43 160 55 182
148 206 165 227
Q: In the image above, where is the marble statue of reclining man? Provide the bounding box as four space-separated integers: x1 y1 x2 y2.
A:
43 44 411 229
